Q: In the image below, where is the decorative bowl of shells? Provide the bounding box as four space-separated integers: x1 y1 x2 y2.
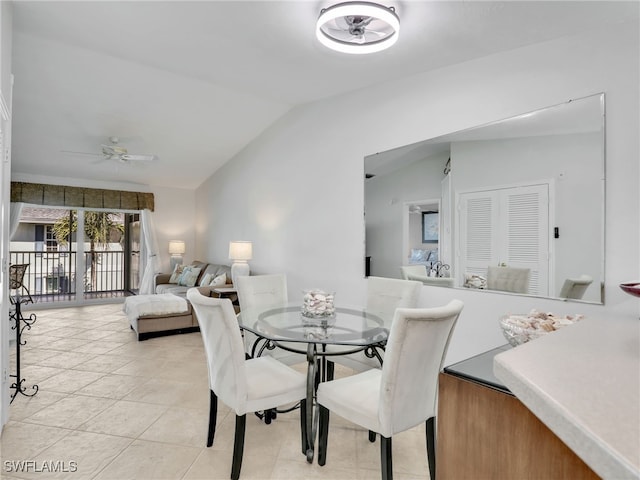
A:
620 282 640 298
499 310 584 347
301 289 336 319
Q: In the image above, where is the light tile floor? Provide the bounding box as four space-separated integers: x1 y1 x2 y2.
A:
2 303 430 480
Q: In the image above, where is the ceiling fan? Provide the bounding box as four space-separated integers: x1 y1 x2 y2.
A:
64 136 157 163
325 15 387 44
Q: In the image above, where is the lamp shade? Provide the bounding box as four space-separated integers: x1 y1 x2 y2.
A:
168 240 186 255
229 241 252 261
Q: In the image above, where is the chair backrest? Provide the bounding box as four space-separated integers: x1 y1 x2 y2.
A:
559 274 593 299
187 289 249 413
365 276 422 322
486 266 530 294
399 265 428 281
378 300 464 437
236 274 288 312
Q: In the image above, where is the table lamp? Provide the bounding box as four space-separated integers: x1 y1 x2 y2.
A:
169 240 186 270
229 240 252 286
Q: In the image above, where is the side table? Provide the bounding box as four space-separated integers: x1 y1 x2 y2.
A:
211 287 240 313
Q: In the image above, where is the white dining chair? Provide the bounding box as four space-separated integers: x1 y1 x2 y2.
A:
329 276 422 373
399 264 429 281
187 289 307 480
236 273 305 365
366 276 423 320
236 273 288 312
559 274 593 299
401 265 455 287
486 266 530 294
317 300 464 480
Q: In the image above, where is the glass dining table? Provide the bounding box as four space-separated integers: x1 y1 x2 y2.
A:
237 304 388 462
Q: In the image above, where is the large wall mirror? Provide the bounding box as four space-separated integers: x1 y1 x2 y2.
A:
364 93 604 304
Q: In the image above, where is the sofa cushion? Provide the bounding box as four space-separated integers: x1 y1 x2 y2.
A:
156 284 189 296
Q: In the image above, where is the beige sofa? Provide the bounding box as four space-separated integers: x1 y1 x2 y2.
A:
154 260 232 296
131 261 234 340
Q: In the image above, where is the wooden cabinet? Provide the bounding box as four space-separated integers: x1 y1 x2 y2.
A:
436 372 599 479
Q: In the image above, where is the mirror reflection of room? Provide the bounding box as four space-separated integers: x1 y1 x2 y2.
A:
364 93 604 304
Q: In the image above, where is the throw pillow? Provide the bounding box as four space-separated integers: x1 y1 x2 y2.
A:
169 264 185 284
178 266 202 287
409 249 431 263
209 272 226 287
199 273 214 287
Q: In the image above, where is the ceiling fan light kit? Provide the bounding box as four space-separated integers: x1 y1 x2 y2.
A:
316 1 400 54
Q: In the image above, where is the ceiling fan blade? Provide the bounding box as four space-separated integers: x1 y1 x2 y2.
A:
61 150 102 157
120 154 156 162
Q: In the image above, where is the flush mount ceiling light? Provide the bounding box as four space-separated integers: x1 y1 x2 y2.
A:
316 1 400 54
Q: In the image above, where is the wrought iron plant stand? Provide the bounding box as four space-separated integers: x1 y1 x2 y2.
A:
9 294 38 403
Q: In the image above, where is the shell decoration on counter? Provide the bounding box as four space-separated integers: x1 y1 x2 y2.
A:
500 309 584 346
302 289 336 318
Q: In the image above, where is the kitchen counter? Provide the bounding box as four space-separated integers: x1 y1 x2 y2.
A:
494 316 640 479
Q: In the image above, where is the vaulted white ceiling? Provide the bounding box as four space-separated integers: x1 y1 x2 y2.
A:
9 1 637 189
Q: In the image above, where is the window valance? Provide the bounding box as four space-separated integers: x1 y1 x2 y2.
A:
10 182 154 212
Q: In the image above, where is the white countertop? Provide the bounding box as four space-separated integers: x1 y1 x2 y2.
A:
494 316 640 480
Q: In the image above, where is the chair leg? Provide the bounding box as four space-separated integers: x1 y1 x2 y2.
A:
326 360 335 381
380 436 393 480
300 400 308 455
314 358 322 390
369 430 376 442
231 414 246 480
207 390 218 447
318 405 330 466
426 416 436 480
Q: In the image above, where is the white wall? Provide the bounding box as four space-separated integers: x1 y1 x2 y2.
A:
195 21 639 365
152 185 197 272
0 0 12 431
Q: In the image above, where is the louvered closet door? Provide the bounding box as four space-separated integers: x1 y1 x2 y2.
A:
458 191 500 282
500 185 549 296
440 175 452 267
458 183 550 296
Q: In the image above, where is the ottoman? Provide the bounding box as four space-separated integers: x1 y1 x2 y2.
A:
124 293 198 341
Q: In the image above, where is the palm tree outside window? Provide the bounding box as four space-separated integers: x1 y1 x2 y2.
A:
53 211 124 292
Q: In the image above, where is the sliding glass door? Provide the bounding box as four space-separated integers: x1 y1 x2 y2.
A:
10 206 132 304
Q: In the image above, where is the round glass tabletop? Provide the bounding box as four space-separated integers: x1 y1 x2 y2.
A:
238 305 387 346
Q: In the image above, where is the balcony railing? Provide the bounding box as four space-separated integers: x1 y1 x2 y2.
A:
9 250 127 303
